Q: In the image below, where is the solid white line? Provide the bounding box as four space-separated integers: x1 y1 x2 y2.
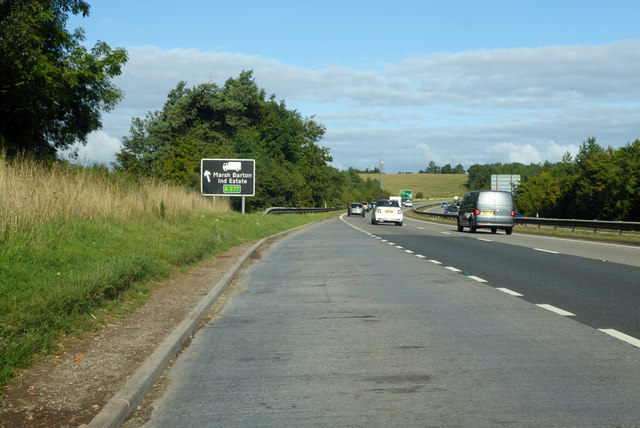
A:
536 304 575 316
429 260 442 264
598 329 640 348
496 288 524 297
468 275 488 283
446 266 461 272
534 248 560 254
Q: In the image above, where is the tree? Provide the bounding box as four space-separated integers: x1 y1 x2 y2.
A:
115 71 351 211
0 0 127 159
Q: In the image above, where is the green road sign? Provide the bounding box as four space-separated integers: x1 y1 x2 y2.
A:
399 189 413 199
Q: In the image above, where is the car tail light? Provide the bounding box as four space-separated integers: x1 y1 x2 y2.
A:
398 209 402 214
377 208 382 213
511 210 515 217
474 209 480 215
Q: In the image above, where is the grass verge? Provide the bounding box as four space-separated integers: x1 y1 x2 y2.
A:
1 156 338 390
0 210 335 389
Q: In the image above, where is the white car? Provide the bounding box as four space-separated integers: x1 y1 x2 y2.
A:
371 199 403 226
403 200 413 207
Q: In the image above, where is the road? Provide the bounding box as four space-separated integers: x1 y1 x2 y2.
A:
142 216 640 427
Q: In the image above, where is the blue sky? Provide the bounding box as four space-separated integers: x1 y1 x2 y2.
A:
65 1 640 173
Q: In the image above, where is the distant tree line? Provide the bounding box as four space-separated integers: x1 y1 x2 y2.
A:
419 161 466 174
465 138 640 221
351 167 380 174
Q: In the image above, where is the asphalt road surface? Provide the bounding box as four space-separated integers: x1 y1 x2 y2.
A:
143 216 640 427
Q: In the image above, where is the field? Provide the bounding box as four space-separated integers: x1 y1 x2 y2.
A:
359 173 468 200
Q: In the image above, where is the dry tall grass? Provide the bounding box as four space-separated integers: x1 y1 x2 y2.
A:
0 157 230 240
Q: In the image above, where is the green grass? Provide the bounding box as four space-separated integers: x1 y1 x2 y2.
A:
359 173 468 200
0 210 334 388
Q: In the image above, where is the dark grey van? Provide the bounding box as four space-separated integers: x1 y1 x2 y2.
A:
457 190 515 234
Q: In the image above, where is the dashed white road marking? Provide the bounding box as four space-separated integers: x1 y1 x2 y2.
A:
477 238 492 242
496 288 524 297
445 266 461 272
534 248 560 254
468 275 488 283
429 260 442 264
416 254 426 259
536 304 575 316
404 249 415 254
417 227 424 230
441 231 451 235
598 329 640 348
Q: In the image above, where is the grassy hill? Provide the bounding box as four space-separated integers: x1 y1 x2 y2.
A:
359 173 468 200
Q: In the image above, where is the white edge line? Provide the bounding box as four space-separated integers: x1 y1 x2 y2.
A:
536 304 575 316
534 248 560 254
496 287 524 297
598 329 640 348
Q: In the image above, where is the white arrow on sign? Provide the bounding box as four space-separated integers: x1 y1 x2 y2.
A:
204 170 211 182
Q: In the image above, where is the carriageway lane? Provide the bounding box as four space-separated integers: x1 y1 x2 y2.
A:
351 213 640 343
145 218 640 427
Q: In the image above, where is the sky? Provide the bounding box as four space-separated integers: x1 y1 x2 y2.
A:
63 0 640 173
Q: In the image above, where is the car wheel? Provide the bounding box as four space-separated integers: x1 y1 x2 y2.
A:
491 227 497 234
505 228 513 235
362 213 365 217
397 221 403 226
457 218 464 232
469 219 476 233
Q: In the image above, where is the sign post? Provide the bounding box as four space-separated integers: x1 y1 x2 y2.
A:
201 159 255 214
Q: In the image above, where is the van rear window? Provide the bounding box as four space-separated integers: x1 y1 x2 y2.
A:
478 191 512 205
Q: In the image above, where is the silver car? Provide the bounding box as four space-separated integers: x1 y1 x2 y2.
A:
457 190 514 234
348 203 365 217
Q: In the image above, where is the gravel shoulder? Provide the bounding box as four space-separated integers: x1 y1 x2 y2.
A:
0 240 260 428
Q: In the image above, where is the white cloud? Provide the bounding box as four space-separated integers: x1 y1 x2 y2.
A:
73 41 640 172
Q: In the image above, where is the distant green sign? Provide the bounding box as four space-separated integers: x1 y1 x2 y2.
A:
399 189 413 199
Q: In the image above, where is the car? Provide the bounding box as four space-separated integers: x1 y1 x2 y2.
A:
441 202 448 208
371 199 403 226
457 190 514 234
445 204 459 214
369 201 377 211
348 203 365 217
403 200 413 207
360 201 370 212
